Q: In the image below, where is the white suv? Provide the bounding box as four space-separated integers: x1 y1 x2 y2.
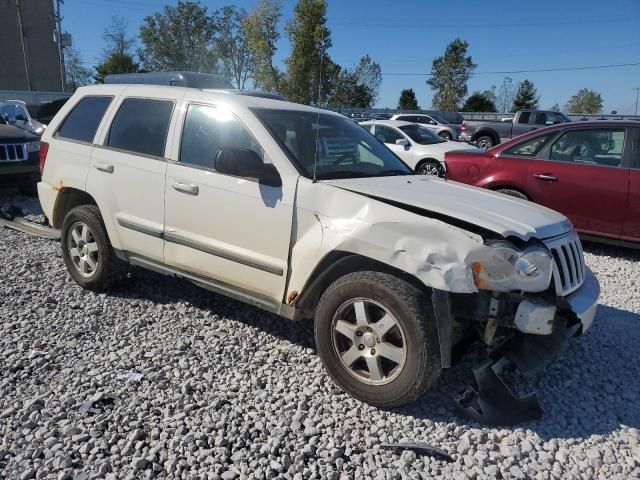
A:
38 84 599 409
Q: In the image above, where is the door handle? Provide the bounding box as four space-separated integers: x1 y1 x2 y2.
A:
94 162 114 173
533 173 557 182
171 180 199 195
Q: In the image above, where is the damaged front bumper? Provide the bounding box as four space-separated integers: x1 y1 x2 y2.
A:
564 267 600 333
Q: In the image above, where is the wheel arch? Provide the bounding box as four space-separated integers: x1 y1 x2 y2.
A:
472 128 499 144
51 188 97 229
488 185 532 201
293 251 454 368
415 157 444 174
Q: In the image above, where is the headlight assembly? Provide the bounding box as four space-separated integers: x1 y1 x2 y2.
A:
467 241 553 292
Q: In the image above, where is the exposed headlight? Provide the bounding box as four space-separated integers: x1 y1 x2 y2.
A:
467 241 553 292
26 141 40 153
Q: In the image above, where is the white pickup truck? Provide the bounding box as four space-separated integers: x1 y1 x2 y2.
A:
37 84 599 411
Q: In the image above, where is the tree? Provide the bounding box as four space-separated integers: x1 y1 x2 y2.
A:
64 46 92 91
462 91 497 112
353 55 382 104
94 16 139 83
139 1 218 72
426 38 476 112
244 0 282 92
496 76 515 112
214 6 253 89
94 53 139 83
328 69 374 108
512 79 539 111
281 0 335 105
564 89 603 114
398 88 419 110
549 103 561 111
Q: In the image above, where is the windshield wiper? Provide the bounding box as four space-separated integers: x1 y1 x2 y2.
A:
372 169 412 176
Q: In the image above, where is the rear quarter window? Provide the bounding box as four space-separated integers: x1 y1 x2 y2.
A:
106 98 174 157
55 96 113 143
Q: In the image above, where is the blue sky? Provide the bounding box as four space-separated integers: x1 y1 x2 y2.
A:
63 0 640 112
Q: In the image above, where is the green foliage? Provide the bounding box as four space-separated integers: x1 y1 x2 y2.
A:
64 46 92 91
549 103 561 111
462 91 497 112
94 52 139 83
139 1 218 72
564 89 603 114
512 79 539 111
243 0 282 93
214 6 253 89
328 69 374 108
281 0 335 105
397 88 419 110
426 38 476 111
353 55 382 104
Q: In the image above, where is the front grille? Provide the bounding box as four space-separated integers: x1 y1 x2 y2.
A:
0 143 27 162
544 231 585 296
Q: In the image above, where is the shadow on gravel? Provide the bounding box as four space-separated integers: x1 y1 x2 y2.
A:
106 249 639 440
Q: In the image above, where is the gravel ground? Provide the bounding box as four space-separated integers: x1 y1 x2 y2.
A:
0 190 639 480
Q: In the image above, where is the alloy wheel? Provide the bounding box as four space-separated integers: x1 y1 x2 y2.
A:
67 221 100 277
331 298 407 385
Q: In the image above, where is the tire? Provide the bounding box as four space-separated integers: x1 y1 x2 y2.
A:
61 205 127 291
497 188 529 201
416 160 444 177
475 135 495 149
439 131 452 141
314 271 442 408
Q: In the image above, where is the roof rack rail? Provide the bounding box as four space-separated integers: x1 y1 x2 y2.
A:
104 71 233 89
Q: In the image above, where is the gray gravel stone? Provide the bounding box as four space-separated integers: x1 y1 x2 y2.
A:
1 191 639 479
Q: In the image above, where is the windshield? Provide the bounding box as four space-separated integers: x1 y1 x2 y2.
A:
398 124 446 145
253 108 413 180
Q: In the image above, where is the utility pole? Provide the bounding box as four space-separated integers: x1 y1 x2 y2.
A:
54 0 66 92
15 0 33 91
634 87 639 116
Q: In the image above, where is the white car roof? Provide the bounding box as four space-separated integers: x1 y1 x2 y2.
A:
360 120 417 128
71 84 341 117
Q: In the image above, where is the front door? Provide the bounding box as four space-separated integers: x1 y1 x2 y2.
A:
163 102 295 300
526 127 630 238
373 124 414 166
621 127 640 241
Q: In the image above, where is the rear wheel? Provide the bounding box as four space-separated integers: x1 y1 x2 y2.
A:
497 188 530 201
417 159 444 177
475 135 495 149
61 205 127 290
314 271 442 408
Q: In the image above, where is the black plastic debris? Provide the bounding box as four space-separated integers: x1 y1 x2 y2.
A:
79 391 120 415
381 442 454 463
454 357 543 425
0 204 23 221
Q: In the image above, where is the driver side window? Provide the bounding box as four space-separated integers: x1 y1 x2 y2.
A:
180 104 262 170
374 125 404 144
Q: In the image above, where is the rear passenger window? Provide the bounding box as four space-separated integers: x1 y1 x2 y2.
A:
179 104 262 169
549 129 626 167
107 98 173 157
517 112 531 124
56 96 113 143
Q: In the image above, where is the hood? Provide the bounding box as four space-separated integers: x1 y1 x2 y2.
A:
324 175 572 241
0 124 39 143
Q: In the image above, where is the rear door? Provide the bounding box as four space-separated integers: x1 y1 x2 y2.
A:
621 127 640 241
526 126 630 238
511 111 536 138
88 91 180 262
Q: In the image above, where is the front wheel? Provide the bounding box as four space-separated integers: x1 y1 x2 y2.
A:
416 160 444 177
314 271 442 408
438 131 452 141
497 188 530 201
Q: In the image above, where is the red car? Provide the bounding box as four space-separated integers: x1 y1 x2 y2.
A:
445 121 640 245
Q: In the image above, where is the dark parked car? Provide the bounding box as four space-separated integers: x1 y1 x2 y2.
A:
445 121 640 245
0 118 41 196
460 110 572 148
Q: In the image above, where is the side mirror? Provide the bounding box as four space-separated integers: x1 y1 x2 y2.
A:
395 138 409 146
215 147 282 187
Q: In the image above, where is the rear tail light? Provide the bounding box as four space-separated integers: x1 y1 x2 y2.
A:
460 121 467 131
39 141 49 175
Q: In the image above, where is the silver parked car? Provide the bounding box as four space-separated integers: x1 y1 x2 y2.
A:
390 113 460 140
0 100 47 136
